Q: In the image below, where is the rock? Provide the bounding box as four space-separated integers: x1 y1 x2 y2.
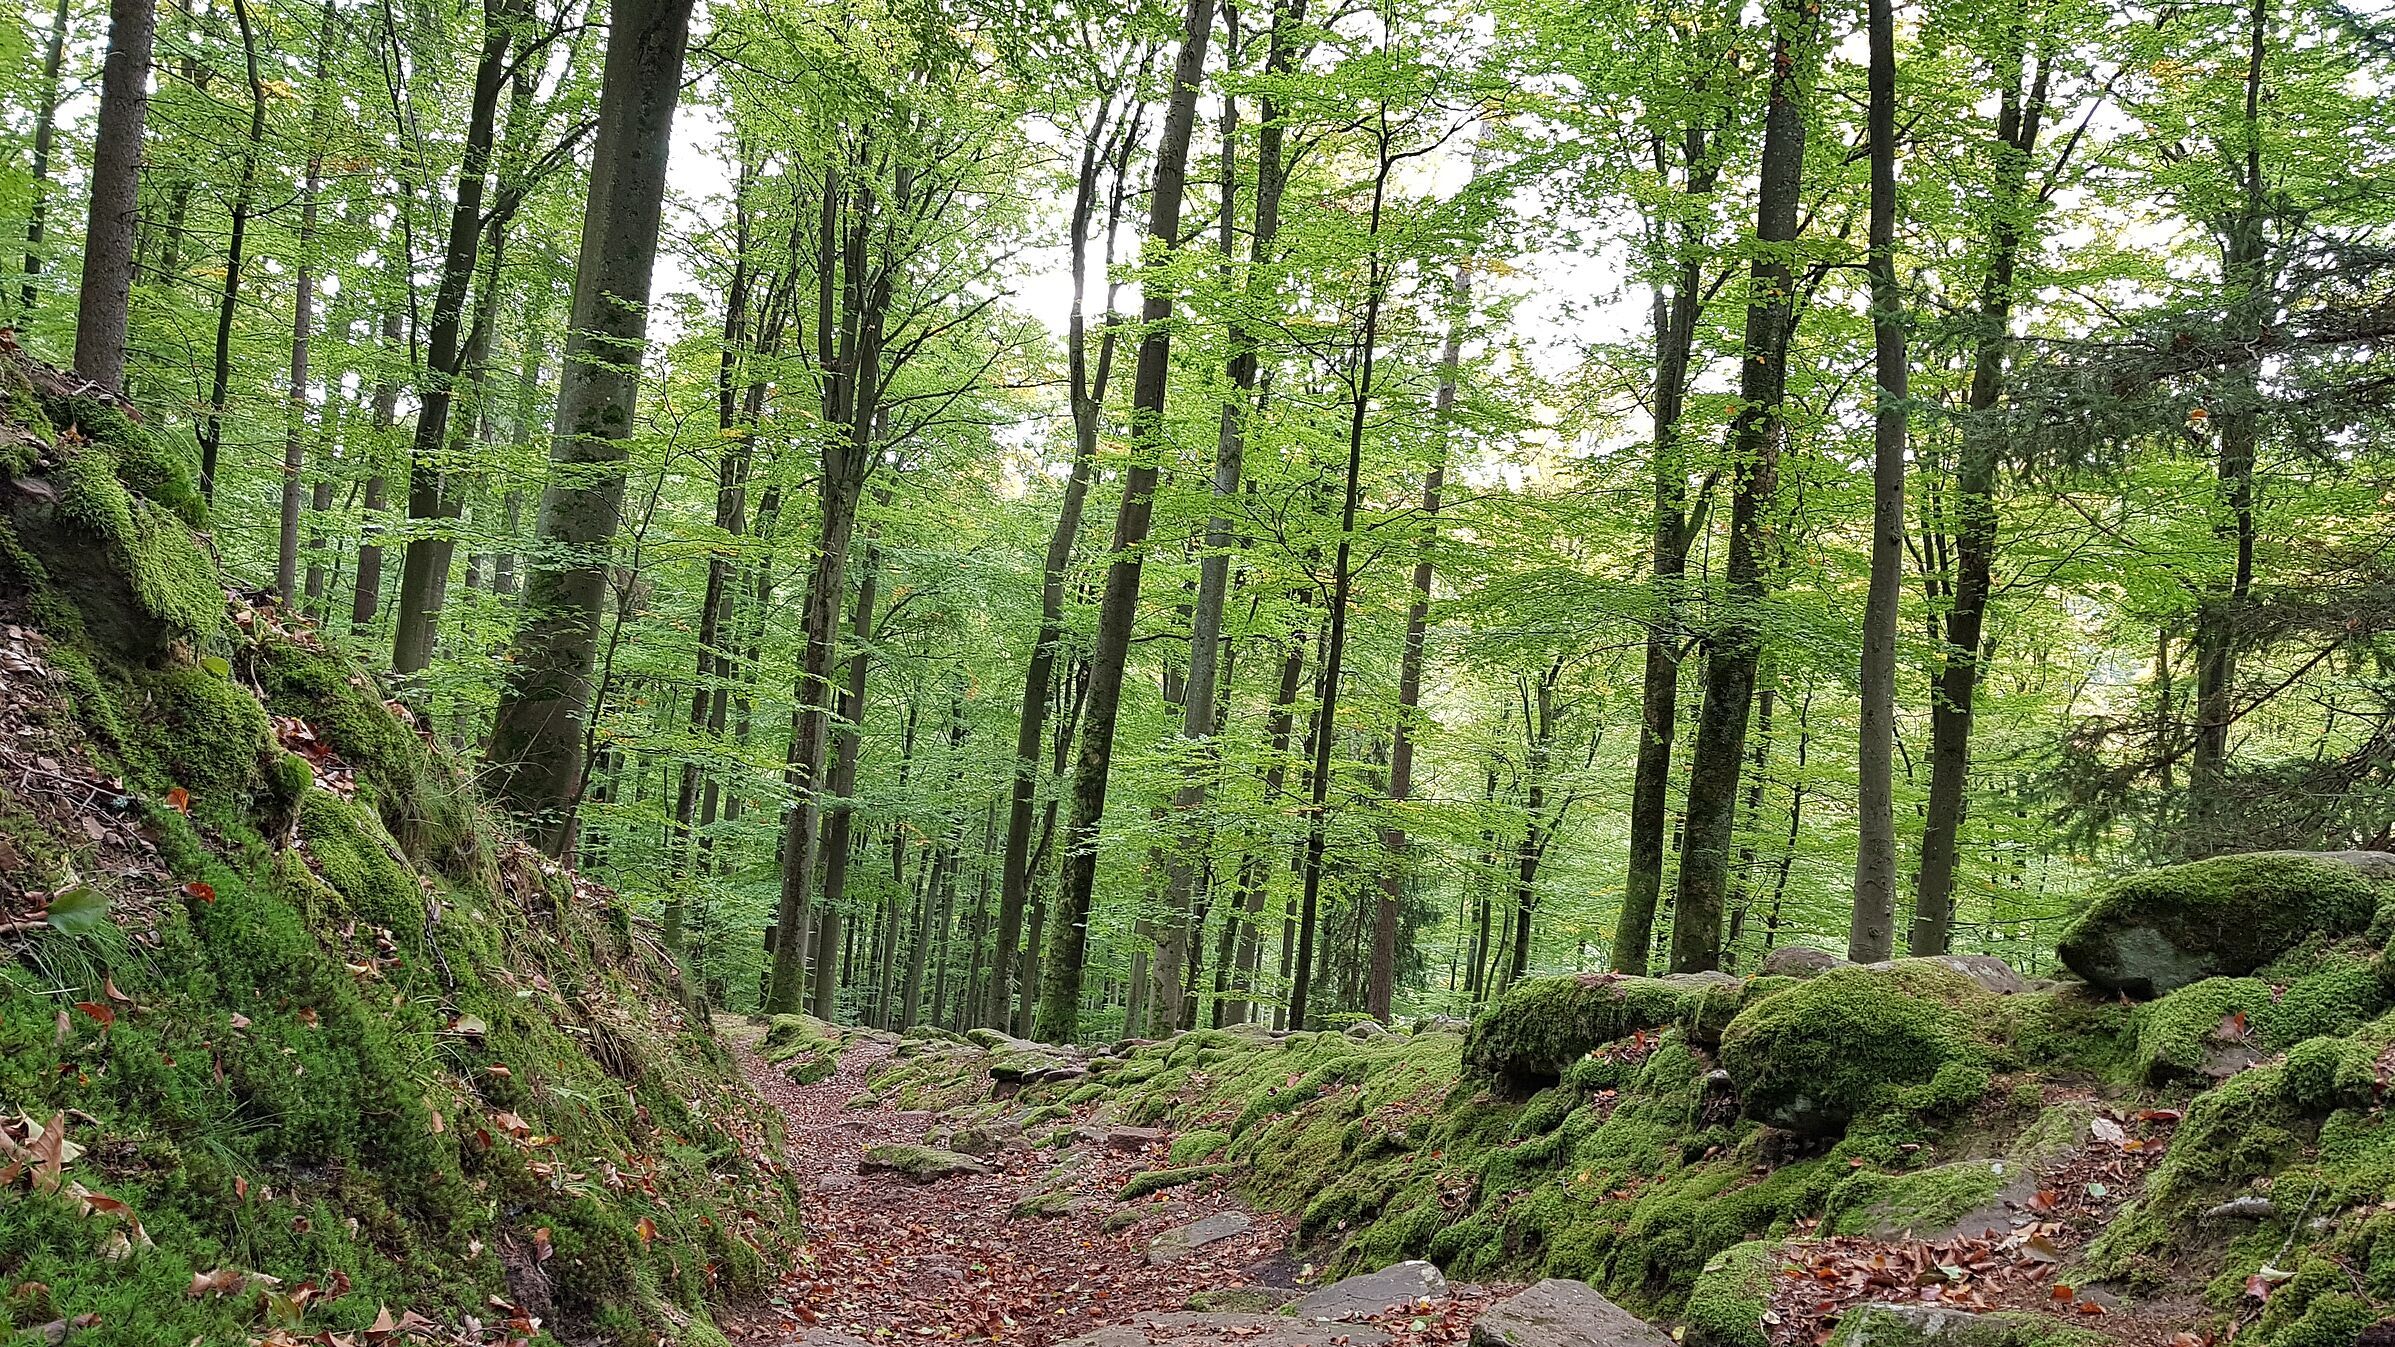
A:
990 1048 1088 1084
1822 1303 2110 1345
2205 1195 2277 1221
1467 1279 1671 1347
794 1330 880 1347
1145 1211 1254 1265
1290 1260 1448 1321
857 1144 991 1182
844 1091 881 1110
1720 961 2001 1134
967 1027 1048 1052
1684 1241 1778 1347
1010 1189 1080 1220
2056 852 2391 998
1345 1019 1390 1041
1055 1313 1388 1347
1106 1126 1171 1151
1464 973 1752 1086
1411 1015 1469 1036
1105 1199 1189 1232
1187 1286 1301 1313
1867 955 2030 996
935 1123 1004 1156
1118 1164 1236 1201
815 1172 862 1194
1760 945 1841 979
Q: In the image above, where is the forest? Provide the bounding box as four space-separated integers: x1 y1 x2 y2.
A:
4 0 2393 1046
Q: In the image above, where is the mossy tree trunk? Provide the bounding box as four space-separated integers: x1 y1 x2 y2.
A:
72 0 156 392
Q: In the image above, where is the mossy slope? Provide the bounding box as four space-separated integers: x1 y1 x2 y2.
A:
0 356 795 1346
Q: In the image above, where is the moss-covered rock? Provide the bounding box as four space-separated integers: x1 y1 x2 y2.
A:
1118 1164 1236 1201
1823 1160 2007 1237
2057 852 2392 998
1719 962 2001 1135
859 1144 991 1182
1464 972 1742 1086
1681 1240 1778 1347
2131 953 2385 1084
1169 1128 1231 1165
1823 1305 2110 1346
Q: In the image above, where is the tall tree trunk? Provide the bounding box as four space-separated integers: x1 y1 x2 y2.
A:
991 99 1139 1028
1371 263 1467 1021
279 4 339 602
1911 38 2048 953
196 0 268 504
1670 0 1814 974
19 0 73 319
1289 125 1401 1031
1154 0 1302 1033
390 0 521 675
1035 0 1217 1042
2191 0 2267 792
484 0 696 851
814 505 888 1018
353 304 405 633
1618 124 1727 976
72 0 157 392
1849 0 1907 963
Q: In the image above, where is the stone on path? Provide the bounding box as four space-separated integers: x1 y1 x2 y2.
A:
1055 1313 1389 1347
1823 1303 2111 1345
1186 1286 1301 1312
1145 1211 1253 1266
1290 1260 1447 1321
856 1143 990 1182
792 1330 879 1347
1106 1125 1171 1150
1467 1279 1670 1347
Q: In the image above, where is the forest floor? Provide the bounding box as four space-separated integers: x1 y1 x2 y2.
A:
713 1024 1503 1347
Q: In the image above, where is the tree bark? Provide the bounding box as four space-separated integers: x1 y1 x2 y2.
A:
19 0 73 319
196 0 268 505
1035 0 1217 1042
1850 0 1907 963
1911 33 2049 954
1371 262 1468 1021
390 0 522 675
279 4 340 603
815 504 888 1017
484 0 695 852
1670 0 1814 973
73 0 157 392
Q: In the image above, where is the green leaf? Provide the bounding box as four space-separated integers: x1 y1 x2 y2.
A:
200 655 232 678
45 886 109 935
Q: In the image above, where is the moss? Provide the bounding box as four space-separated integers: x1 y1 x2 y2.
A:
1682 1239 1778 1347
36 388 205 528
858 1144 989 1181
2135 957 2385 1084
1168 1129 1231 1165
296 789 425 941
1720 962 2000 1134
53 445 220 637
1118 1164 1236 1201
1464 973 1732 1085
1823 1305 2111 1346
1824 1160 2007 1237
2007 987 2136 1084
139 663 271 803
2058 853 2385 997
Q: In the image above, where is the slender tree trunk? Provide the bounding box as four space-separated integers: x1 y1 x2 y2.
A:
992 101 1138 1028
1671 0 1814 973
1849 0 1907 963
391 0 521 674
814 506 887 1019
1912 41 2048 953
1619 127 1725 976
19 0 73 319
1371 263 1468 1021
352 304 405 634
196 0 267 504
73 0 157 392
1035 0 1217 1042
484 0 696 851
278 6 339 602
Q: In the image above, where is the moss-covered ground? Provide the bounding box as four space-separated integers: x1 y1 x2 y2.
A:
0 355 797 1345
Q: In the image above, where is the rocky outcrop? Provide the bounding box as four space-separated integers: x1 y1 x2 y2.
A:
2056 851 2393 998
1467 1279 1672 1347
1290 1261 1448 1321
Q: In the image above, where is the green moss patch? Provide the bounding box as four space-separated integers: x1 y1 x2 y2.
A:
1720 962 2002 1134
1464 972 1743 1086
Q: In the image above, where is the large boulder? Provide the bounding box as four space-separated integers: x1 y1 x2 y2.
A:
1759 946 1841 979
1464 973 1745 1086
1719 962 2001 1134
1291 1261 1447 1322
1467 1279 1671 1347
2057 852 2393 998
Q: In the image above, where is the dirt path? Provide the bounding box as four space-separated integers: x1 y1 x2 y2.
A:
719 1027 1301 1347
